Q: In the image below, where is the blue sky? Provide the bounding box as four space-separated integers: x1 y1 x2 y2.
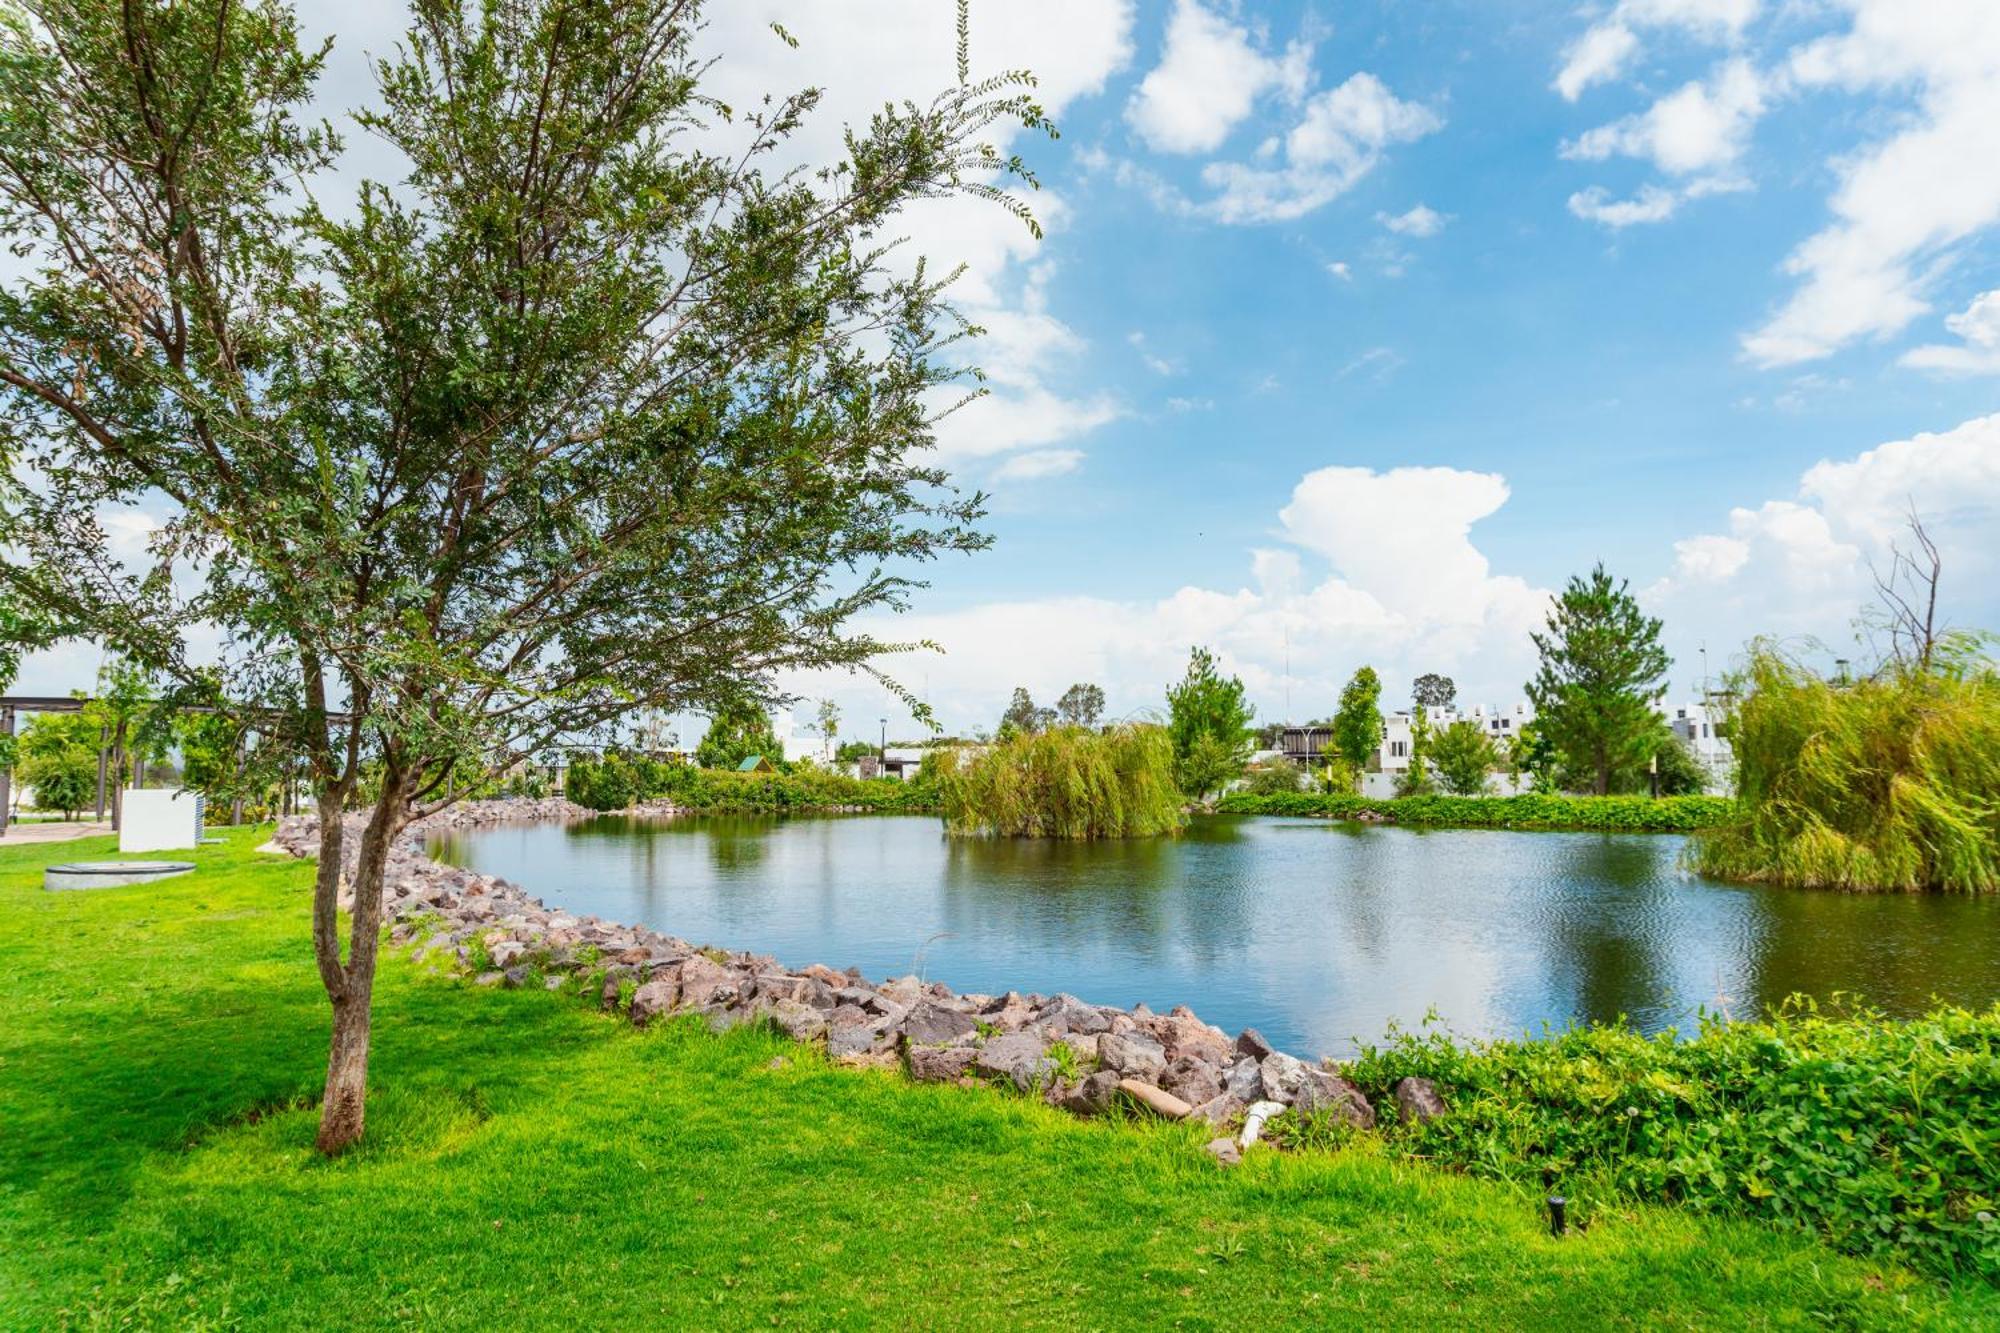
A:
12 1 2000 744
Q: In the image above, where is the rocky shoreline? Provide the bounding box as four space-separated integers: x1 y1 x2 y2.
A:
274 797 1442 1163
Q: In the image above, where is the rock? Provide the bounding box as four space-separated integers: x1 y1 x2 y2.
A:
1062 1070 1124 1116
1236 1028 1276 1061
1043 995 1113 1035
753 974 830 1007
973 1032 1049 1086
1117 1079 1191 1120
543 974 568 991
1257 1052 1314 1105
902 1001 979 1046
1394 1076 1447 1124
1293 1067 1377 1128
1223 1056 1264 1103
1060 1032 1100 1065
1097 1030 1168 1081
678 955 736 1008
760 999 828 1043
1152 1009 1234 1066
628 977 679 1027
1161 1056 1224 1107
500 966 530 989
473 970 504 987
879 975 924 1007
909 1045 978 1083
1204 1137 1242 1167
827 1016 892 1059
1188 1093 1246 1127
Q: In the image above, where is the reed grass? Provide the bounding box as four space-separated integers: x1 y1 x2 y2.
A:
932 723 1186 838
1692 646 2000 892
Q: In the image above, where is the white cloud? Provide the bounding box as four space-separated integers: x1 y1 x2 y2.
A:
1564 58 1765 175
787 465 1553 732
1738 2 2000 366
1165 396 1214 413
1567 183 1683 226
991 449 1085 482
1125 0 1309 155
1326 260 1353 280
1555 0 1761 102
1900 287 2000 375
1378 204 1448 237
1337 347 1405 382
1127 331 1181 376
1648 412 2000 640
1198 74 1443 224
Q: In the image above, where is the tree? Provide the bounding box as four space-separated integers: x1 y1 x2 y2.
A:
1508 721 1560 793
1526 564 1671 795
1412 672 1457 711
1331 667 1385 784
1055 682 1106 728
695 699 783 771
815 700 841 761
16 712 99 818
0 0 1045 1152
998 687 1053 737
834 739 877 766
1431 720 1499 796
1165 647 1252 800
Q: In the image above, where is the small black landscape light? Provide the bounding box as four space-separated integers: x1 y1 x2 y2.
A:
1547 1194 1568 1238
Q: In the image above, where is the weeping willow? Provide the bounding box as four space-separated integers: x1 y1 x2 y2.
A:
932 724 1186 839
1692 643 2000 892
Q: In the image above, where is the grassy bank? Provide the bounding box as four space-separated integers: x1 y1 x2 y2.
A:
3 832 1991 1327
1216 790 1735 831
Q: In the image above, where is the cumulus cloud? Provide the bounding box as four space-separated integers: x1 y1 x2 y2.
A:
1648 412 2000 641
1378 204 1447 237
1902 288 2000 375
1554 0 1761 102
1124 0 1309 154
785 465 1553 733
990 449 1085 483
1563 58 1764 176
1567 183 1683 227
1198 74 1443 224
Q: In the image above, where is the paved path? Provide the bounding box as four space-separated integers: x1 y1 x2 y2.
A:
1 820 114 845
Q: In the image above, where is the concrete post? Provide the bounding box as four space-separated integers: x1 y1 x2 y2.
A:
0 705 14 837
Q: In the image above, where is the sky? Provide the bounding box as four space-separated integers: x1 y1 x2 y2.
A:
11 0 2000 745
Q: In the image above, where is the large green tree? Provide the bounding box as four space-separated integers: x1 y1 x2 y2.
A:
1165 646 1252 800
1526 564 1672 795
0 0 1043 1151
1430 719 1499 796
1331 666 1385 782
695 698 782 771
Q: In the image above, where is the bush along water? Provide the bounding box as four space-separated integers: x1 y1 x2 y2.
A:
1216 790 1734 832
1692 643 2000 892
1337 999 2000 1282
565 753 936 815
932 723 1184 838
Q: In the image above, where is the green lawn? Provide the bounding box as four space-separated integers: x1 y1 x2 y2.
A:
2 829 1992 1329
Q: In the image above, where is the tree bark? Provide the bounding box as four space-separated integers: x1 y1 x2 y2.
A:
312 774 405 1154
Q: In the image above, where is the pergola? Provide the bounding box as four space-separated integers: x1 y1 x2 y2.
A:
0 695 113 833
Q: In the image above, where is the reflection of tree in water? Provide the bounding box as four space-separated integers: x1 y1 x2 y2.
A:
1735 888 2000 1021
1522 834 1699 1031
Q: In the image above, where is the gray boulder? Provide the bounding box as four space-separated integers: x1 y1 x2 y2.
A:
1160 1056 1224 1108
678 955 737 1008
973 1032 1051 1088
1293 1066 1378 1128
1062 1070 1124 1116
1394 1076 1447 1124
1223 1056 1264 1103
902 1001 979 1046
1236 1027 1276 1061
1188 1092 1246 1127
1097 1030 1168 1081
760 999 828 1043
629 977 679 1027
909 1045 978 1083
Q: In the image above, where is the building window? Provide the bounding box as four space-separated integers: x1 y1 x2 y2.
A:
1390 741 1407 758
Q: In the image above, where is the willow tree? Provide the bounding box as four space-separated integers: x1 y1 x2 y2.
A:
0 0 1045 1151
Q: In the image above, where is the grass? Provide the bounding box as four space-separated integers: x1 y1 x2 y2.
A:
2 830 1993 1328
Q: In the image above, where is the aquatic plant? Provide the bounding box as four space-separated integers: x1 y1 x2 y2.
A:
1691 643 2000 892
931 723 1185 838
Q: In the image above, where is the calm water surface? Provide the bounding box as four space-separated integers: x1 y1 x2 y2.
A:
434 814 2000 1058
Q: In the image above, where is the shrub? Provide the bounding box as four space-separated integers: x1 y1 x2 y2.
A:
1214 790 1734 832
563 753 933 814
1239 761 1305 796
932 724 1184 839
1692 646 2000 892
1343 1000 2000 1281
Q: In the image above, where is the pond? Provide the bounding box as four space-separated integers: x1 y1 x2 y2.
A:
432 814 2000 1059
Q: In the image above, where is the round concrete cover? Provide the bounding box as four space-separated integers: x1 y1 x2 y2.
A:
44 860 197 891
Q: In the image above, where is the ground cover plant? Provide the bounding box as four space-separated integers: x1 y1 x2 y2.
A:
1339 1001 2000 1283
1693 643 2000 892
1216 790 1734 832
932 724 1184 838
4 830 1990 1327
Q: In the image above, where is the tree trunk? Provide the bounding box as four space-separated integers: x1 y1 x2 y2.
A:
312 776 405 1154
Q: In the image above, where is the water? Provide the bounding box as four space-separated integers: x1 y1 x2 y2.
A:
433 814 2000 1058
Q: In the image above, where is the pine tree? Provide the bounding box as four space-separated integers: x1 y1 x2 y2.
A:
1526 564 1671 795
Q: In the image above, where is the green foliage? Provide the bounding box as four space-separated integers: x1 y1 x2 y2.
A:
998 686 1053 737
1507 720 1560 793
1332 666 1385 773
693 699 783 772
1411 672 1456 710
1430 720 1500 796
1344 999 2000 1281
564 752 931 815
1055 682 1106 728
1239 761 1305 796
1693 644 2000 891
15 712 98 817
1216 790 1734 832
1526 564 1671 795
1393 702 1435 797
1166 647 1252 801
1316 755 1361 794
932 724 1185 838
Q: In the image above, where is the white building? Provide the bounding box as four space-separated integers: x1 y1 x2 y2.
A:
1377 702 1534 772
1664 698 1735 791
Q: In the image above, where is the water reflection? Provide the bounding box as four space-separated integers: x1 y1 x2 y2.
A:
433 814 2000 1058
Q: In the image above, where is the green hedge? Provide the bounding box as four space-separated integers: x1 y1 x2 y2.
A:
1333 1001 2000 1281
565 755 936 815
1215 790 1734 831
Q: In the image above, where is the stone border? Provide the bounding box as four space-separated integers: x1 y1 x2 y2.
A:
273 798 1443 1163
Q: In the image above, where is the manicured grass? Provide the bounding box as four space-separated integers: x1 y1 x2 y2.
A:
2 830 1991 1328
